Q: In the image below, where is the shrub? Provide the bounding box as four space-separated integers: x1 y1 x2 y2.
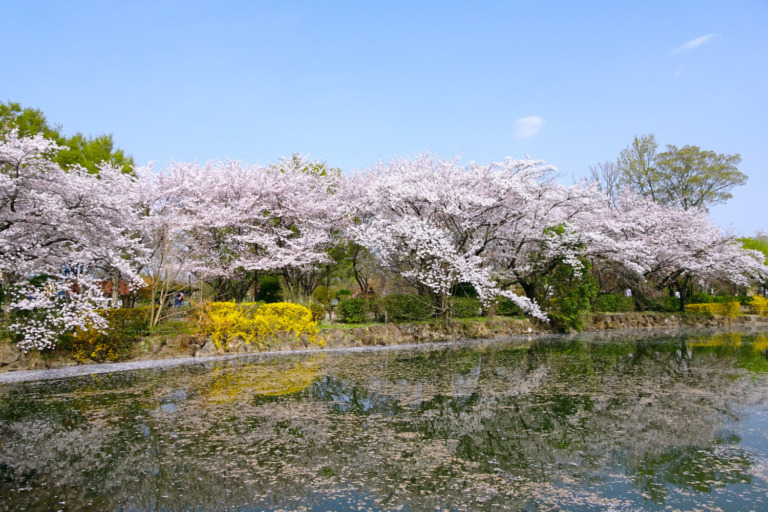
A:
751 296 768 316
450 297 482 318
335 289 353 300
450 282 478 298
690 292 714 304
336 298 368 323
547 259 597 332
307 302 326 322
495 297 521 316
648 296 681 312
383 294 433 322
62 307 150 362
193 301 321 349
255 275 283 303
687 294 751 305
311 285 329 305
685 301 742 317
593 293 635 313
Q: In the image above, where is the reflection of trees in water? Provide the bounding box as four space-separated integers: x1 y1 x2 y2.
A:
0 332 767 511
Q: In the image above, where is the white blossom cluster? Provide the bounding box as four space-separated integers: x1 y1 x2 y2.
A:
9 276 111 352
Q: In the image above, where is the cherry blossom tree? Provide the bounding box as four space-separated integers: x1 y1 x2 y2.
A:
597 193 767 308
1 129 145 349
141 155 342 303
1 129 144 283
343 153 551 319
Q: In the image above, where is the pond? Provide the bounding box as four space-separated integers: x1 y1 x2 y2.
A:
2 329 768 511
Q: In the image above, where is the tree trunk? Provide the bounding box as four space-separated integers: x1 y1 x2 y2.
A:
111 270 120 307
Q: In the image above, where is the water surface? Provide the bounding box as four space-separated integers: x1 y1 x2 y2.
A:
2 329 768 511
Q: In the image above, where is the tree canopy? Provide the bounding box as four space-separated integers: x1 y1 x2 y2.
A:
0 101 134 174
613 134 747 211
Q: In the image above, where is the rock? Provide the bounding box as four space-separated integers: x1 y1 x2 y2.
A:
385 323 402 338
165 335 193 351
227 336 245 353
323 329 352 349
151 338 165 354
156 346 178 358
368 325 388 337
196 341 218 357
0 343 20 366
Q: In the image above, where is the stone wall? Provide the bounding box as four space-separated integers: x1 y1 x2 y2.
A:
3 313 768 371
586 312 768 331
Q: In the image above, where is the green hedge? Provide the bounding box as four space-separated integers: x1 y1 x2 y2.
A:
255 275 283 303
495 297 521 316
593 293 635 313
690 293 751 305
336 298 367 323
383 294 433 322
648 296 681 312
450 297 482 318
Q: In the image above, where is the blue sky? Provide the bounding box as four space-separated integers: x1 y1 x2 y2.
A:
2 0 767 235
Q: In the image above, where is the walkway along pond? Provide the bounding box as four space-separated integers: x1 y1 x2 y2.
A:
1 327 768 511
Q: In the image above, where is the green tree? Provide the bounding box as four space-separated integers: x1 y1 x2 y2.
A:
0 101 134 174
739 236 768 294
617 134 662 202
616 134 746 211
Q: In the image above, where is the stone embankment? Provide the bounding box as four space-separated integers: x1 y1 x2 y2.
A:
155 313 768 357
586 312 768 331
2 313 768 372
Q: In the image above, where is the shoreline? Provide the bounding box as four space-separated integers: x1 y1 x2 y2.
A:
2 319 768 384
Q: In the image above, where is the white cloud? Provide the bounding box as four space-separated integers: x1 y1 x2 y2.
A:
513 116 544 139
673 33 721 52
674 66 686 79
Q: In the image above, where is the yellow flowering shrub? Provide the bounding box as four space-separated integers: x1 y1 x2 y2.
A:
685 301 742 317
196 357 323 404
193 301 322 349
750 296 768 316
753 333 768 354
687 332 742 349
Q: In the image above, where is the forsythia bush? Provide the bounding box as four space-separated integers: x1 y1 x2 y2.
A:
750 296 768 316
685 301 742 317
194 301 321 349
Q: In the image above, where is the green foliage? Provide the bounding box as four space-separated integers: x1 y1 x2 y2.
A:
450 282 478 298
495 297 521 316
648 296 681 312
335 289 353 300
255 275 283 303
593 293 636 313
59 307 150 362
616 133 746 210
546 260 598 332
307 302 326 322
689 293 751 305
336 298 368 323
382 294 433 322
311 285 330 305
0 101 134 174
739 237 768 265
450 297 482 318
